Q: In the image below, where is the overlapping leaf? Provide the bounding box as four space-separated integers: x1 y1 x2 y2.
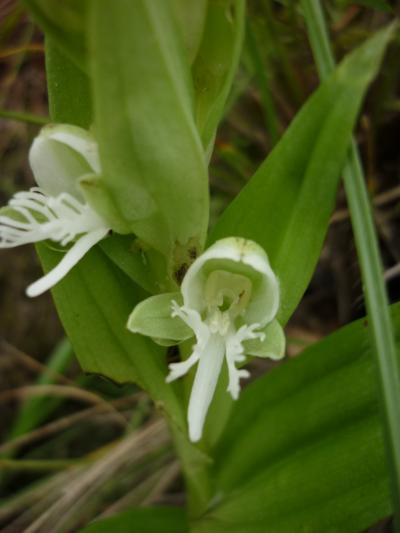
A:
22 0 86 71
37 244 183 421
192 0 245 154
210 25 394 324
203 24 394 448
37 41 185 430
89 0 209 279
192 304 400 532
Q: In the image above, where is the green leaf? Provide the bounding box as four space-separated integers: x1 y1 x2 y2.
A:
79 506 187 533
39 247 148 386
37 243 185 429
79 173 131 234
37 39 185 430
192 0 245 154
99 234 160 295
23 0 87 72
193 304 400 533
127 292 192 345
209 26 393 325
45 38 91 128
89 0 209 276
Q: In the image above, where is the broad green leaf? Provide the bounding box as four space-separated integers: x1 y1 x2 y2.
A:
80 174 170 294
89 1 209 278
41 247 148 387
210 25 394 325
38 243 184 429
99 234 160 295
192 304 400 533
37 40 185 430
192 0 245 154
79 506 187 533
45 38 90 128
23 0 86 72
79 173 131 234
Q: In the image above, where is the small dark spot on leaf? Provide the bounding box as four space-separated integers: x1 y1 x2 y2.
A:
188 247 197 260
174 263 188 284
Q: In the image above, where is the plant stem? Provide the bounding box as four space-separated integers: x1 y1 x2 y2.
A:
301 0 400 527
169 423 212 518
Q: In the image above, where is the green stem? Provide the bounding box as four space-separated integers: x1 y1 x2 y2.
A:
169 423 212 518
301 0 400 527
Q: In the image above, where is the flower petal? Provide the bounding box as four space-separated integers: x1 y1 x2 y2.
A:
225 323 263 399
181 237 279 327
26 227 108 297
187 333 225 442
29 125 99 199
48 126 100 173
127 292 192 345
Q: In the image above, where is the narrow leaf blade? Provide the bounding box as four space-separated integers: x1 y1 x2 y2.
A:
193 304 400 532
192 0 245 153
79 506 187 533
210 26 393 324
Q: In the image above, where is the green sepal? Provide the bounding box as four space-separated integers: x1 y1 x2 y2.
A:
244 319 285 360
79 173 130 234
127 292 193 346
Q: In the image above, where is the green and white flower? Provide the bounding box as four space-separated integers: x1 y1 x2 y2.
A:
128 237 285 442
0 124 111 297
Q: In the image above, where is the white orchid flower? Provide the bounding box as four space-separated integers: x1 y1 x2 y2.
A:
0 124 111 297
128 237 285 442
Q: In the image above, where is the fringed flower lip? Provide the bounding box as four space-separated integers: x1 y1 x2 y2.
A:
128 237 285 442
0 124 111 297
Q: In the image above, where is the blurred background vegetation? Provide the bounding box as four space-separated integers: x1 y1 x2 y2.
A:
0 0 399 531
